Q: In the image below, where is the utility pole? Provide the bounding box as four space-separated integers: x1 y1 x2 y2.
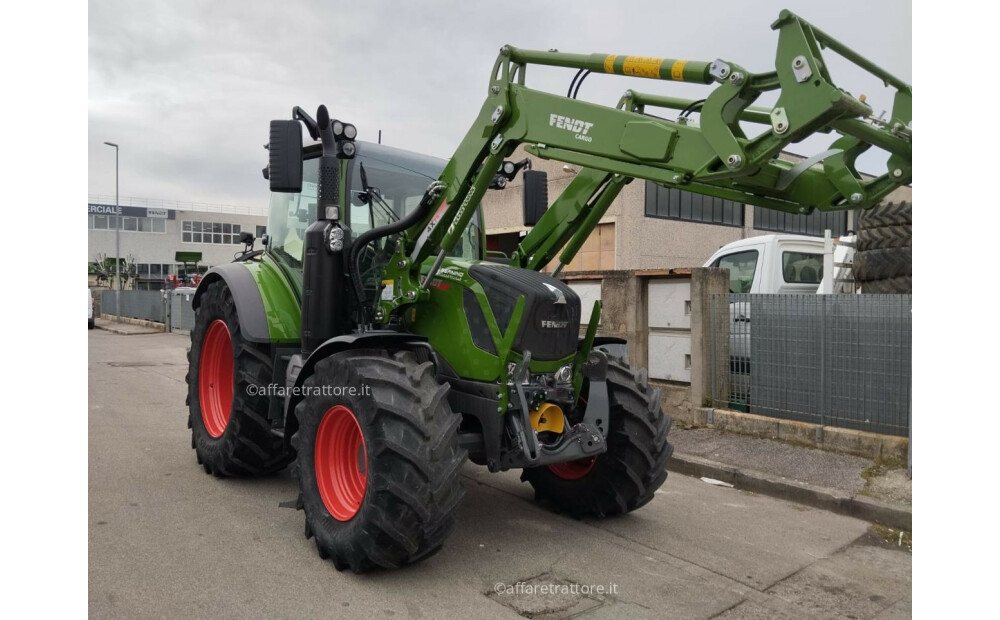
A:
104 141 120 320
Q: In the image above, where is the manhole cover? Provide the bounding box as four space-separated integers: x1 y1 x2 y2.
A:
487 574 604 619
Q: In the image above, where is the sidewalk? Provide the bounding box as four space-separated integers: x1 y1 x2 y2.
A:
668 426 911 530
94 317 163 335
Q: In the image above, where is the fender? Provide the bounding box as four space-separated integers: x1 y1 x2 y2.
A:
282 331 437 448
192 263 271 343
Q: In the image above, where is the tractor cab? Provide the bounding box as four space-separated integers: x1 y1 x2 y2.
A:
265 141 484 307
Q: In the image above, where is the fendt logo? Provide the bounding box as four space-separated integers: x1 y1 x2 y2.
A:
549 114 595 143
541 320 569 329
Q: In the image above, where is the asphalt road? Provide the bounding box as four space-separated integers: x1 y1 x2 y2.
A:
89 330 911 619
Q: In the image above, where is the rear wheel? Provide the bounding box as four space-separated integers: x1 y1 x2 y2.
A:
521 359 673 517
186 280 291 476
292 350 466 572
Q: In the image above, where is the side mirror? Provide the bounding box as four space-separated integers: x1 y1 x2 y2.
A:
239 231 254 245
522 170 548 227
269 120 303 193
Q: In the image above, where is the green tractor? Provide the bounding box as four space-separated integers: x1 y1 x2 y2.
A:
186 10 911 572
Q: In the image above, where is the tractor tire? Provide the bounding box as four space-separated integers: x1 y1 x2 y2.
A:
186 280 291 477
853 201 913 293
520 359 673 518
291 350 466 572
857 200 912 229
856 224 911 252
852 247 912 281
862 277 912 294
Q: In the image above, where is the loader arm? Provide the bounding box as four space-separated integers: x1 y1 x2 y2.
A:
376 9 911 320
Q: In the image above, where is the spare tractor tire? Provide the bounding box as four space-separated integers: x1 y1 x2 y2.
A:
856 224 911 252
861 277 912 294
852 247 912 281
857 200 912 228
854 201 913 293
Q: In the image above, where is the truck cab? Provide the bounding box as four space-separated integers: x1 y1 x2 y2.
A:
703 234 825 295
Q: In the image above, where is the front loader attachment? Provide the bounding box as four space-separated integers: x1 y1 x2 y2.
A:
369 9 910 326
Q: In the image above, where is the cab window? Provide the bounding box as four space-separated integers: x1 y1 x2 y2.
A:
712 250 759 293
781 251 822 283
266 158 319 272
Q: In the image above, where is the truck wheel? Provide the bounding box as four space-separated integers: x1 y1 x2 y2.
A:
292 350 466 572
186 280 291 476
521 359 673 517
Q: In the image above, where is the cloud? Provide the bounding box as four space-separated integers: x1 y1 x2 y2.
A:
89 0 911 207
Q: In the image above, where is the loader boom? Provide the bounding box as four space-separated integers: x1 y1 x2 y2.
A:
374 9 911 323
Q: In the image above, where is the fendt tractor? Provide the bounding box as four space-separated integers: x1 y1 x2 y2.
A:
186 10 911 572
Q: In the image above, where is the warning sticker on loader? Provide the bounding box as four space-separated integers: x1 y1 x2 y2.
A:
381 280 395 301
622 56 664 78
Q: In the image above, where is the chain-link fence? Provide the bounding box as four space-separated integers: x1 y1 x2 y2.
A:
710 293 911 436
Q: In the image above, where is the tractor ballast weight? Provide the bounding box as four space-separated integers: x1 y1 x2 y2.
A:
186 10 912 572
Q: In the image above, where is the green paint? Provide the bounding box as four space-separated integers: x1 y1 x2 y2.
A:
246 253 302 343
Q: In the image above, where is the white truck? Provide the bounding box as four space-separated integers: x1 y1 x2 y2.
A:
702 234 830 296
702 233 853 403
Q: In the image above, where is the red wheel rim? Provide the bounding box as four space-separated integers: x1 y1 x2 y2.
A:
548 457 597 480
315 405 368 521
199 319 233 438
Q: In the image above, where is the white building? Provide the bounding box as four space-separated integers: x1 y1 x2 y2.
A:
88 196 268 290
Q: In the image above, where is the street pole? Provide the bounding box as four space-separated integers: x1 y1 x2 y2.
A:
104 142 120 320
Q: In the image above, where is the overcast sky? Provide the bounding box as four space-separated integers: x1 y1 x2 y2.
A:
88 0 911 210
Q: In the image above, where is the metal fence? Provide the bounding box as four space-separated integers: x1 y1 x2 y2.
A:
710 293 911 436
169 288 197 332
100 289 166 323
98 288 198 333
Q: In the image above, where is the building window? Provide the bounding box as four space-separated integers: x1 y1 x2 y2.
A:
753 207 848 237
182 220 246 244
88 214 166 233
256 225 267 238
644 182 744 227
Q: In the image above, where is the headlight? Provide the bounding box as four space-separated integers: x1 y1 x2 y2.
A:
328 226 345 252
343 124 357 140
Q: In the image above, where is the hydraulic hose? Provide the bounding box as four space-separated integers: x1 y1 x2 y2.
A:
349 187 439 323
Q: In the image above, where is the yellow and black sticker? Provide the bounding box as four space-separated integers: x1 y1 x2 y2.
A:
671 60 688 81
603 54 616 74
621 56 664 78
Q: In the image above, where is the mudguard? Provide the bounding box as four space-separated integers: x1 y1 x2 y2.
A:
281 331 437 451
192 264 271 343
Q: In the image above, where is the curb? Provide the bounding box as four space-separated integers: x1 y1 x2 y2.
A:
95 321 162 336
667 452 911 531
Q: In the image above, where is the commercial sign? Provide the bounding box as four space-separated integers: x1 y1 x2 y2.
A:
87 204 176 219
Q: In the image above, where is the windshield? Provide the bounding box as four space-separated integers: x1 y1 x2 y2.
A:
348 149 481 261
266 145 482 276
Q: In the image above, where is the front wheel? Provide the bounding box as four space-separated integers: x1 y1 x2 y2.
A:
521 359 673 517
292 350 466 572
